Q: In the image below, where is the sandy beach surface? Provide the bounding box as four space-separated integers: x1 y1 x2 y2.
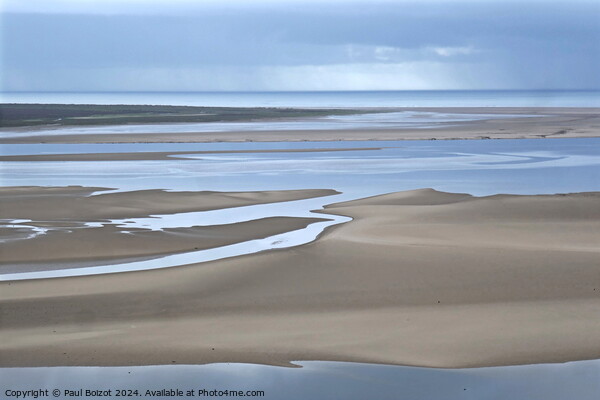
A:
1 188 599 368
1 107 599 144
0 186 337 220
0 187 335 271
0 147 382 162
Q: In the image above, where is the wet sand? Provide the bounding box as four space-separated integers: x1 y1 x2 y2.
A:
0 186 338 221
0 217 325 272
1 107 599 143
1 189 599 368
0 186 335 271
0 147 381 162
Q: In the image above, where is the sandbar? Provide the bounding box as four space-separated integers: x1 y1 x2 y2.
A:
0 147 382 162
0 186 335 271
0 186 338 221
1 189 599 368
1 107 598 143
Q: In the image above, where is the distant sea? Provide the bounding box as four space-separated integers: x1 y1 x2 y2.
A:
1 90 599 108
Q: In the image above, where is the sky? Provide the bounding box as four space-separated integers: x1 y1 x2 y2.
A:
1 0 599 91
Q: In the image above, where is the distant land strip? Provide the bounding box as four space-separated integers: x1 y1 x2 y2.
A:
0 103 369 128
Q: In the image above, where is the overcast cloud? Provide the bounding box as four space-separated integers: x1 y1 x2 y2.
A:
1 0 599 91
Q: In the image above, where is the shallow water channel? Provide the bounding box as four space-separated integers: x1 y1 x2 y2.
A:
1 138 600 397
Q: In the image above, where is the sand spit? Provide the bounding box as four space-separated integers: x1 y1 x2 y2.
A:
0 186 339 221
0 217 325 272
0 186 336 271
0 147 381 162
1 189 600 368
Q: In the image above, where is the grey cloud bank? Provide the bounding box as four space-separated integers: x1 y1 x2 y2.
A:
1 0 599 91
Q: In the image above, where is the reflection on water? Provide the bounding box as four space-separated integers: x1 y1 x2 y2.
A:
1 138 600 279
2 360 600 400
1 138 599 197
2 138 600 396
0 209 350 281
0 111 529 138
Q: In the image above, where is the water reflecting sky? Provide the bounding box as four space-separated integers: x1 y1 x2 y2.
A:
3 360 600 400
2 138 600 397
1 138 599 197
0 111 527 138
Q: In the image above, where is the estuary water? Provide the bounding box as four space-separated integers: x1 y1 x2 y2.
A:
1 138 599 196
3 359 600 400
2 137 600 398
0 111 527 138
1 138 600 280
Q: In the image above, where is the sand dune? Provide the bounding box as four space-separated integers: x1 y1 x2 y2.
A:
1 189 600 368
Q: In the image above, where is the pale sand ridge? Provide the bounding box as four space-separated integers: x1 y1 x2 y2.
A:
0 147 382 162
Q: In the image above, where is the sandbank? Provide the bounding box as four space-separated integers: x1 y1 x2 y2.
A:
0 147 381 162
1 189 599 368
0 107 598 144
0 186 335 271
0 186 338 221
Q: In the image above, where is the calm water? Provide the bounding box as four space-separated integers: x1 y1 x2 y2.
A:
2 90 600 107
3 360 600 400
0 111 527 137
2 134 600 396
2 138 599 197
1 138 600 280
